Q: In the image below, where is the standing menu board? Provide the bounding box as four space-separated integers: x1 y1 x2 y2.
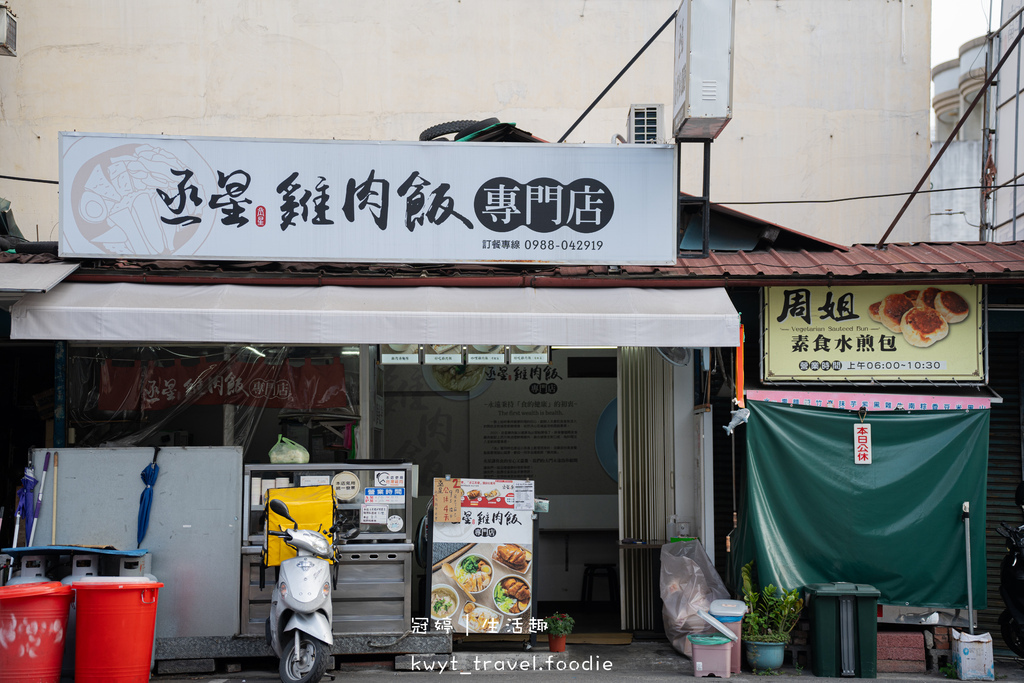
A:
429 478 536 635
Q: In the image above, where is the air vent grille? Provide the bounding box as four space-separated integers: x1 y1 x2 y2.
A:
627 104 663 144
0 8 15 57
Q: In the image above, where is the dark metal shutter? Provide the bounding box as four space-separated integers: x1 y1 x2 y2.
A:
979 331 1023 653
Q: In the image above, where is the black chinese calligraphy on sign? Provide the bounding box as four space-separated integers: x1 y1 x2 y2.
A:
474 177 614 233
208 169 252 227
156 168 204 227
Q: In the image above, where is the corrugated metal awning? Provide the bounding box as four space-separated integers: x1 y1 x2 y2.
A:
10 282 741 347
0 262 80 309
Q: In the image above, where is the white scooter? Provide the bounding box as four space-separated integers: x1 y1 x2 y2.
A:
266 498 358 683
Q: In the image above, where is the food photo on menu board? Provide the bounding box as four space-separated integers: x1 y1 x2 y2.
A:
429 478 535 634
430 542 534 634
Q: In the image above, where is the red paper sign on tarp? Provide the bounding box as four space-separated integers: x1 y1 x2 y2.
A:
99 357 347 412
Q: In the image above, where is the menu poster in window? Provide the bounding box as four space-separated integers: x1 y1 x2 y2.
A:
467 345 507 365
424 345 464 365
386 348 616 497
380 344 420 365
509 345 550 364
430 479 534 634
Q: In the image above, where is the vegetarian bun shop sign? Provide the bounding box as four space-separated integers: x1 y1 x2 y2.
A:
763 285 983 384
59 132 677 265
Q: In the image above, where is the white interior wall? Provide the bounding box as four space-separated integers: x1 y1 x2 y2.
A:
672 361 697 540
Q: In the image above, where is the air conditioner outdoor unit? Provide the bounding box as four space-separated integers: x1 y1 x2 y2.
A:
673 0 735 139
0 7 15 57
627 104 663 144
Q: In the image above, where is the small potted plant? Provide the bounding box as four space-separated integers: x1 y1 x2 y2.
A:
544 612 575 652
741 561 803 671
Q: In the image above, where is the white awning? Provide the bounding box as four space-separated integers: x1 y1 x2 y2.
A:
0 262 80 309
10 282 740 347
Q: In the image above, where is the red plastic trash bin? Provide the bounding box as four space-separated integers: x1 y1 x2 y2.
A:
0 581 74 683
73 580 163 683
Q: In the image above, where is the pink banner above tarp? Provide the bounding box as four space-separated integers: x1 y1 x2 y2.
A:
99 357 347 412
746 388 990 411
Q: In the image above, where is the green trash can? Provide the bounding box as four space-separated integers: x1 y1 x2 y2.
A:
805 582 880 678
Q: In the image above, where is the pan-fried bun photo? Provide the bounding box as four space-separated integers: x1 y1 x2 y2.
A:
879 293 915 333
900 307 949 348
868 301 882 323
903 290 921 306
918 287 941 309
934 290 969 323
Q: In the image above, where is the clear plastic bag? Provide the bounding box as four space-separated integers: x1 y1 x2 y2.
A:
660 539 730 656
268 435 309 464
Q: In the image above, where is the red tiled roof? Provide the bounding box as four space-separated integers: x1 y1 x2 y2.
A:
11 241 1024 286
607 241 1024 282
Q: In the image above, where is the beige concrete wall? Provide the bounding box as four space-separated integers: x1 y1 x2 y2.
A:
0 0 930 246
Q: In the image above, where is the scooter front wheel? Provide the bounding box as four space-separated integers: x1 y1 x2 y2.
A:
280 633 330 683
1000 609 1024 658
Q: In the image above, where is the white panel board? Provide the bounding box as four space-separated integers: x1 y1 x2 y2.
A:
29 446 243 638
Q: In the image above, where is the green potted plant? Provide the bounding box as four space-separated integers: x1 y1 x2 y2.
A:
544 612 575 652
741 561 803 671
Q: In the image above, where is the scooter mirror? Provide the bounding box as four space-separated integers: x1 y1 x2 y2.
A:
269 498 298 529
1016 482 1024 510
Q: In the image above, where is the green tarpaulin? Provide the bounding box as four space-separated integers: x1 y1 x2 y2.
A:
732 400 989 608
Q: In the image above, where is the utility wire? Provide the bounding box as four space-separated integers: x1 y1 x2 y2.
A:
0 173 59 185
558 10 678 143
877 22 1024 247
717 183 1023 206
3 173 1018 211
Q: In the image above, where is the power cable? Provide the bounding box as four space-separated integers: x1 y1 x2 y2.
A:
717 183 1024 207
0 174 58 185
558 10 678 143
877 21 1024 247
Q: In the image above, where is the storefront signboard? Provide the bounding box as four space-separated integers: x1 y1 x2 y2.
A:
429 478 535 635
59 132 677 265
763 285 983 384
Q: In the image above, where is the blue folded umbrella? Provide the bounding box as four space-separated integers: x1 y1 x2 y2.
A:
137 450 160 548
16 469 37 542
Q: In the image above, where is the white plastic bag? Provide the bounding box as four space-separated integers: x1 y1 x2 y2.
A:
660 540 730 656
269 435 309 464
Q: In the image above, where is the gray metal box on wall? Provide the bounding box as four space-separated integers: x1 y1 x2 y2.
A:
673 0 736 139
30 447 243 639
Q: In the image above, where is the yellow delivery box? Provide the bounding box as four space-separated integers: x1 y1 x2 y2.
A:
264 485 335 566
